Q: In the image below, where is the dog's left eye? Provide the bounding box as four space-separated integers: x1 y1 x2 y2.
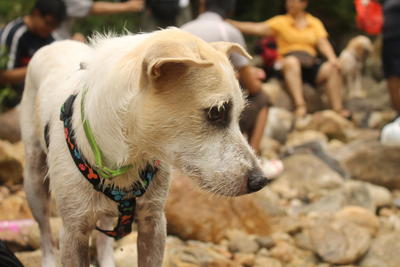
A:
205 102 231 127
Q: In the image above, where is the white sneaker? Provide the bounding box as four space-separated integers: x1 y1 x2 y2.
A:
261 159 284 179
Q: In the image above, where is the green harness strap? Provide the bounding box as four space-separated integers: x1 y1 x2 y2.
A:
80 89 132 179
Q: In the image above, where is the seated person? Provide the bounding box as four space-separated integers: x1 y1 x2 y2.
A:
227 0 350 118
0 0 66 141
182 0 283 176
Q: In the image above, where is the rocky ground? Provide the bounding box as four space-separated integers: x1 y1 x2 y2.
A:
1 76 400 267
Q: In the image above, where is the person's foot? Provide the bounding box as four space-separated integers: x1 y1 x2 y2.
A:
334 109 352 120
261 159 284 179
295 104 307 118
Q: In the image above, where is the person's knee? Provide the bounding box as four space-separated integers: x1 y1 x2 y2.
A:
282 56 301 70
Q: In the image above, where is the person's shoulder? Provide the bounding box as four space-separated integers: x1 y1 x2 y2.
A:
1 18 28 47
306 13 324 25
180 18 203 32
222 22 246 45
267 14 288 23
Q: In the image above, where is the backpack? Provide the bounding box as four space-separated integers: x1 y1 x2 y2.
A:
258 37 278 68
355 0 383 35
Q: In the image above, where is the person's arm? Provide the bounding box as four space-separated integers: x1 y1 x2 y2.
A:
238 65 264 95
317 38 340 68
0 67 27 85
226 19 273 37
90 0 144 15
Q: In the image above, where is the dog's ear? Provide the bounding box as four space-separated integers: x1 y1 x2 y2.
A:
210 42 252 60
148 57 213 79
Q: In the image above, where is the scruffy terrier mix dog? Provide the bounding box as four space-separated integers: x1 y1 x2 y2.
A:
339 35 373 99
20 28 270 267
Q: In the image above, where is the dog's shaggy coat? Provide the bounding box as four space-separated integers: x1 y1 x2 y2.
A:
20 28 269 267
339 35 373 99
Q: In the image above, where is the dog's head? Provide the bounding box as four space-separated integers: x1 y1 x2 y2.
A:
348 35 373 60
126 29 270 196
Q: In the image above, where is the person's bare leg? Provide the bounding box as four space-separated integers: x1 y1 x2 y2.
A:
387 76 400 113
317 62 349 117
249 106 268 155
281 56 306 117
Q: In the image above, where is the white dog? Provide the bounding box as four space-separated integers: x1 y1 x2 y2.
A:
20 28 270 267
339 35 373 98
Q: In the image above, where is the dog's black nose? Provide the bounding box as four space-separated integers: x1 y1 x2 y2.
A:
247 169 270 193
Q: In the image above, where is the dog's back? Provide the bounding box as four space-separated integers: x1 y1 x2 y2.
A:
20 40 92 149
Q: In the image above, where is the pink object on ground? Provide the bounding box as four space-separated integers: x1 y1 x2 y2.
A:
0 219 35 233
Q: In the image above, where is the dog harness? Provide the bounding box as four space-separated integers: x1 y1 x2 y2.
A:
60 94 159 240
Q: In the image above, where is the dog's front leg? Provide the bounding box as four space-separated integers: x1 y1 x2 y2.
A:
60 222 91 267
136 170 170 267
96 215 116 267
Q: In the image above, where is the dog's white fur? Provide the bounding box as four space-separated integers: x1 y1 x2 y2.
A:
339 35 373 99
20 28 268 267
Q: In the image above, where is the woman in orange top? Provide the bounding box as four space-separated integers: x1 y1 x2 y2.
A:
228 0 349 118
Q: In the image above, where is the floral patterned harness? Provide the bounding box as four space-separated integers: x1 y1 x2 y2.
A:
60 94 159 240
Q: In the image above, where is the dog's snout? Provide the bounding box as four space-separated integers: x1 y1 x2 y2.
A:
247 169 270 193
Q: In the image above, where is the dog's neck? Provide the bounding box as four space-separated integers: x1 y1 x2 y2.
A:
71 85 147 185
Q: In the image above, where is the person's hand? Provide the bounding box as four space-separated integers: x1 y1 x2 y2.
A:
252 67 266 81
329 57 341 70
125 0 144 12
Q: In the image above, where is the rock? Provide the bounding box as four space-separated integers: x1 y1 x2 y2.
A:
360 232 400 267
0 193 32 220
364 182 392 207
285 130 328 149
15 249 61 267
335 206 380 236
114 244 138 267
342 128 380 143
0 107 21 143
0 185 10 202
297 180 378 215
233 252 255 266
226 230 259 254
262 79 293 111
115 232 137 249
269 240 295 263
165 172 270 243
263 107 294 143
15 250 42 267
307 219 371 264
342 181 375 211
254 256 282 267
254 236 275 249
295 110 354 141
0 140 24 185
164 239 237 267
260 136 281 159
394 198 400 208
270 154 343 200
338 140 400 189
368 110 397 129
262 79 326 113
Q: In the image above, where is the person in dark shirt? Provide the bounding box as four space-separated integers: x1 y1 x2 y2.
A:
0 0 66 142
0 0 66 109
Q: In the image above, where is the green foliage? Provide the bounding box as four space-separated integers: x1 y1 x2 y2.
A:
0 0 35 26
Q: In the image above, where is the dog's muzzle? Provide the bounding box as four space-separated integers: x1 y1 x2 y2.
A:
247 169 270 193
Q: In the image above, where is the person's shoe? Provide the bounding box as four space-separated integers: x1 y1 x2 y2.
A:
261 159 284 179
